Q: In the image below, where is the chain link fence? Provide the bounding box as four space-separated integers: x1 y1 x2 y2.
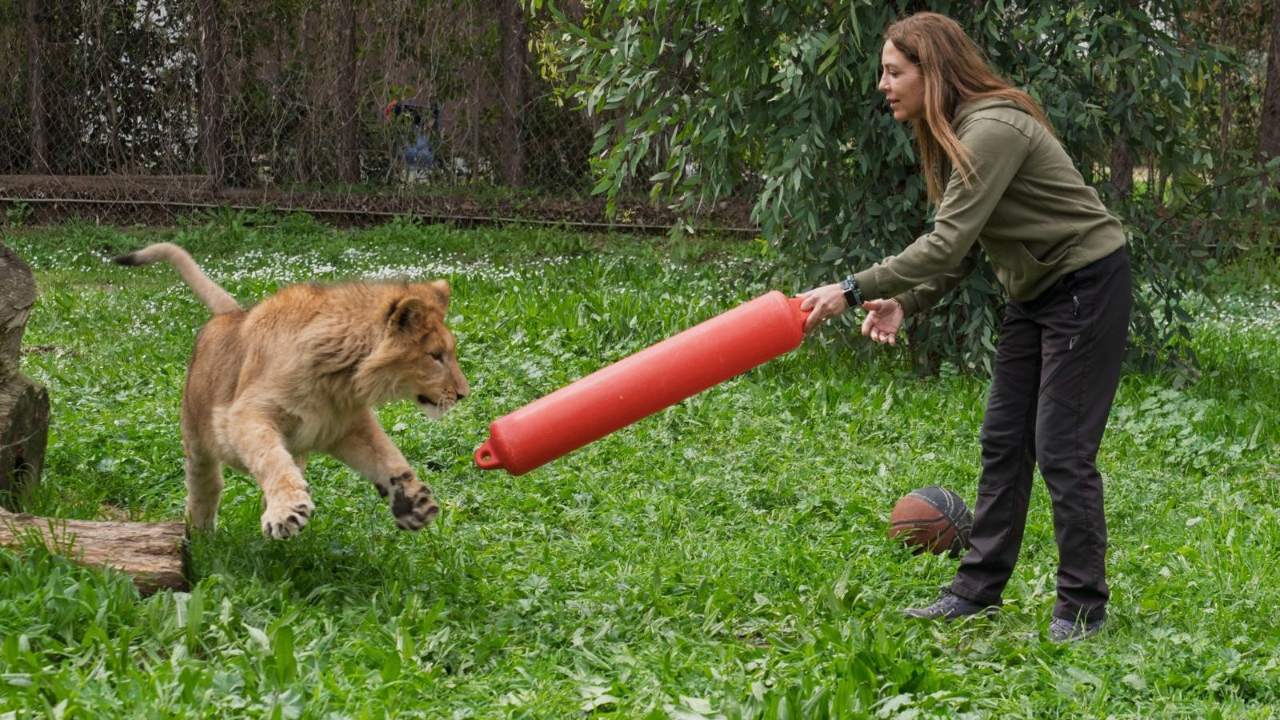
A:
0 0 753 229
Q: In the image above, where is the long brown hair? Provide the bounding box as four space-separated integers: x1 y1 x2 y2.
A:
885 12 1054 203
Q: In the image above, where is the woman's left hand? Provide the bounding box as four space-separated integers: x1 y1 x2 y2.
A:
797 283 849 333
860 298 904 345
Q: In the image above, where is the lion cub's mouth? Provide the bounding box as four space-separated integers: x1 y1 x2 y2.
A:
417 394 450 420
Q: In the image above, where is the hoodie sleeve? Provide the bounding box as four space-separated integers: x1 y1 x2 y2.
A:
894 244 979 316
854 116 1031 315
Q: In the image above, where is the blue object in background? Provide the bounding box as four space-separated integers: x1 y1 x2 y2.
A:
385 100 442 173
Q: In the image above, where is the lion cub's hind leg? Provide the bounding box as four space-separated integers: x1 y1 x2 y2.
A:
184 446 224 530
328 410 441 530
221 404 316 539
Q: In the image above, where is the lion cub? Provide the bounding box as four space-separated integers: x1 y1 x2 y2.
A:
114 243 469 539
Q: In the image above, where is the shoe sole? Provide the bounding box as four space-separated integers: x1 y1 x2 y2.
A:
903 606 1001 622
1050 626 1105 643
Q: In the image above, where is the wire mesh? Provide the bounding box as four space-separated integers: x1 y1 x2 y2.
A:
0 0 748 230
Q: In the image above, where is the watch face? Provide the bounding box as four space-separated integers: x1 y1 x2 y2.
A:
839 278 860 306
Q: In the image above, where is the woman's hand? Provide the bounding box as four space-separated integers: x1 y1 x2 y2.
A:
797 283 849 333
861 298 904 345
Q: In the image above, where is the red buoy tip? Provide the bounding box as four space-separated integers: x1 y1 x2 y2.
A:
475 440 502 470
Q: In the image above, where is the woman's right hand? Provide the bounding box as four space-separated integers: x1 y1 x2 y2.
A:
797 282 849 333
861 298 904 345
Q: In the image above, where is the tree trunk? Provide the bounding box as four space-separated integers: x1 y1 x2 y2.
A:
196 0 226 187
1214 0 1236 163
0 380 48 510
1110 74 1134 199
1262 0 1280 162
1 243 48 510
1219 74 1234 161
470 3 483 184
1110 135 1133 200
1146 151 1158 205
0 245 36 367
499 0 527 187
0 511 189 594
296 7 319 184
336 0 361 184
25 0 49 174
96 7 127 172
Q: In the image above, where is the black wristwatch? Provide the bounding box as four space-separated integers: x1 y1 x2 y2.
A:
840 276 864 309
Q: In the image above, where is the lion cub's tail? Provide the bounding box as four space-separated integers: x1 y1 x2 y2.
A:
113 242 241 315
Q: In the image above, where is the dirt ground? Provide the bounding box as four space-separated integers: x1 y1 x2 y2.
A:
0 175 758 234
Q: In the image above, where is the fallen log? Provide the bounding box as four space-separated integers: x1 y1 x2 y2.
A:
0 509 189 594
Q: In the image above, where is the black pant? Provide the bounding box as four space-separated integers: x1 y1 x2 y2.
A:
950 247 1132 623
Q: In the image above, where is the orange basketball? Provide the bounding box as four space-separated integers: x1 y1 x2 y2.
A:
888 486 972 558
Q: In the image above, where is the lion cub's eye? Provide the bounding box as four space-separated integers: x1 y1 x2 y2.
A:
431 352 444 362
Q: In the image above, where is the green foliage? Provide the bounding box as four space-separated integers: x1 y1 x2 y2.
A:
1121 156 1280 374
2 221 1278 717
540 0 1273 377
5 200 33 227
1180 0 1271 162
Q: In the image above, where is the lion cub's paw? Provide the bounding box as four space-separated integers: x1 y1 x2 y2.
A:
261 490 315 539
388 472 440 531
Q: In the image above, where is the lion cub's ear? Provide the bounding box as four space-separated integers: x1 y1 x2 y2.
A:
428 280 450 308
386 296 428 333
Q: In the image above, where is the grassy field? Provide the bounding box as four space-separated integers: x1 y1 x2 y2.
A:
2 216 1278 719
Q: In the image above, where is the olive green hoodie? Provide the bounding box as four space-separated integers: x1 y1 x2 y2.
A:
853 98 1126 315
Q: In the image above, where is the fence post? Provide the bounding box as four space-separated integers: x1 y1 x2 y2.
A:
0 242 49 510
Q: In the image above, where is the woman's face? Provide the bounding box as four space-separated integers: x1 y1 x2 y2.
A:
879 40 925 122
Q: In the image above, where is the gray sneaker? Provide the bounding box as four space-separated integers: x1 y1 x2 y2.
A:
904 590 1000 621
1048 616 1106 643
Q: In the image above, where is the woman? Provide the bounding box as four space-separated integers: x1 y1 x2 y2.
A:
799 12 1132 642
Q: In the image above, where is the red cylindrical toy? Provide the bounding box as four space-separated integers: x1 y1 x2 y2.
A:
474 291 811 476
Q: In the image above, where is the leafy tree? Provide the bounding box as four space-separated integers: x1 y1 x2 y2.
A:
538 0 1262 375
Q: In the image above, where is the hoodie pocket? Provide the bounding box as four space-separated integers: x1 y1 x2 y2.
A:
983 238 1073 293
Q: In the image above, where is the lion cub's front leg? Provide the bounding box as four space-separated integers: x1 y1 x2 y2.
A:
329 409 441 530
222 404 316 539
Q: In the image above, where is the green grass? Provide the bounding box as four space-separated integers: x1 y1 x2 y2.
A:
2 218 1278 719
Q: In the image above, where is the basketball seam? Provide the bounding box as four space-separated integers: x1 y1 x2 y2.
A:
890 515 946 527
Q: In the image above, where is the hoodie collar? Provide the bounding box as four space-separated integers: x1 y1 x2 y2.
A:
952 97 1027 125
